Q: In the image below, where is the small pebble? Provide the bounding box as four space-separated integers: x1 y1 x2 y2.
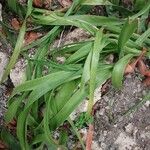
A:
0 52 8 81
145 101 150 107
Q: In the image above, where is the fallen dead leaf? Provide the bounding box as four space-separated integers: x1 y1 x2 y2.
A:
125 47 150 86
125 48 147 74
125 63 135 74
138 59 150 86
58 0 72 8
11 18 20 30
138 60 147 75
143 77 150 86
33 0 43 7
24 32 42 45
86 124 94 150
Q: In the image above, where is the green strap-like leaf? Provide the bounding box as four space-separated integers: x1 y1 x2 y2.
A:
12 71 75 95
49 88 87 130
44 95 58 147
118 18 138 56
1 127 21 150
81 0 112 5
49 67 111 130
53 81 78 114
131 0 150 19
32 13 123 35
136 28 150 46
5 93 27 123
80 51 92 90
1 0 33 83
1 21 26 83
87 29 107 115
112 54 134 88
17 108 30 150
66 43 92 64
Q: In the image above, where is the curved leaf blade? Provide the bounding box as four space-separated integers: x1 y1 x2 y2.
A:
112 54 134 88
12 71 75 95
118 18 138 55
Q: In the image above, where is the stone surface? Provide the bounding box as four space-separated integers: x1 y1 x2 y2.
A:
10 59 26 87
114 132 137 150
0 84 7 125
0 52 8 81
94 74 150 150
52 28 90 48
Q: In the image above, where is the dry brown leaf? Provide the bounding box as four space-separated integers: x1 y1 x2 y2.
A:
24 32 42 45
86 124 94 150
33 0 43 7
143 77 150 86
58 0 72 8
33 0 52 8
125 48 147 74
11 18 20 30
138 60 150 77
138 59 150 86
138 60 147 75
125 64 135 74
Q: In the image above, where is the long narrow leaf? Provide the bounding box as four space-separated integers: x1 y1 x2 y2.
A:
1 128 21 150
44 95 58 147
24 72 76 110
17 108 30 149
1 0 33 83
49 67 111 130
131 0 150 19
5 93 27 123
12 71 75 95
1 21 26 83
112 54 134 88
88 30 107 115
81 0 112 5
80 52 92 90
136 28 150 46
118 18 138 55
66 43 92 64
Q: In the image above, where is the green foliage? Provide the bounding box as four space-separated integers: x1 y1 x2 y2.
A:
1 0 150 149
118 18 138 57
112 54 134 88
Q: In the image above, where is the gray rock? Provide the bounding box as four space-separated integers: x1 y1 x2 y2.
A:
0 52 8 81
10 59 27 87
